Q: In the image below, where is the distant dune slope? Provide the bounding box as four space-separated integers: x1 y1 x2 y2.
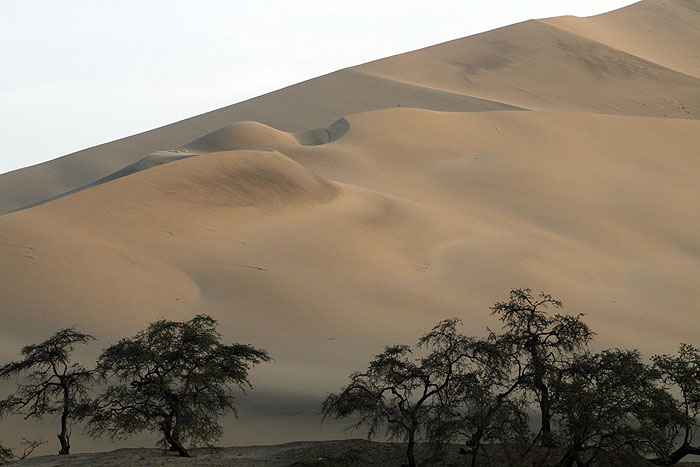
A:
357 18 700 117
0 71 519 214
543 0 700 79
2 0 700 213
1 0 700 453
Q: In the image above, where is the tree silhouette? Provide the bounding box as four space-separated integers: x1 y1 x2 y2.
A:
551 349 681 466
83 314 269 457
0 328 94 455
425 330 529 467
323 318 503 467
490 289 594 447
651 343 700 465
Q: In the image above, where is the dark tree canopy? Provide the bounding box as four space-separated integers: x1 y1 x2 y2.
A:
83 314 270 457
651 344 700 465
0 288 698 466
323 318 518 467
551 349 681 467
424 324 530 467
490 288 594 447
0 328 94 455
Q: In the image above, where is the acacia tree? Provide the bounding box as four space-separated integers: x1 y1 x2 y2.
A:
83 314 270 457
426 332 530 467
490 289 594 447
323 319 502 467
0 328 94 455
551 349 681 467
651 343 700 465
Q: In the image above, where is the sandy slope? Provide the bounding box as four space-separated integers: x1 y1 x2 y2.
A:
543 0 700 79
357 19 700 117
1 0 699 456
0 72 519 214
3 1 700 214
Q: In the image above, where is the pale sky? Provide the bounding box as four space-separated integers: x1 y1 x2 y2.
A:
0 0 637 175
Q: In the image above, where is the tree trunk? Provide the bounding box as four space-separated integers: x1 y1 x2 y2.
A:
529 341 554 447
169 411 182 452
556 448 577 467
406 425 417 467
163 428 190 457
469 428 484 467
539 384 554 447
58 386 70 455
57 431 70 456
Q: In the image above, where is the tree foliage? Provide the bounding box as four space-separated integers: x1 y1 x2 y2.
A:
323 318 524 467
0 328 94 455
650 344 700 465
551 349 682 466
323 289 700 466
82 314 270 457
1 289 699 466
490 288 594 447
424 328 530 466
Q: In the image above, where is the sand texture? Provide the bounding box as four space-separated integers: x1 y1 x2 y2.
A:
1 0 699 457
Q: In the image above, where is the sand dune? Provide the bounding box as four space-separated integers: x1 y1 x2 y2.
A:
0 71 519 214
357 19 700 118
2 109 699 448
1 0 700 454
4 120 347 214
4 2 699 214
543 0 700 79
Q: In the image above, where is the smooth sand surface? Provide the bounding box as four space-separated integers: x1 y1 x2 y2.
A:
1 0 699 455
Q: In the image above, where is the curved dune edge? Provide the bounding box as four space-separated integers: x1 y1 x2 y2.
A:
179 121 299 153
53 148 342 212
1 118 352 215
1 151 198 215
293 117 350 146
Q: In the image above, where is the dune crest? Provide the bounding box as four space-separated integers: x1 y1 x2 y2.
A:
180 121 299 153
52 149 339 213
3 118 347 215
294 117 350 146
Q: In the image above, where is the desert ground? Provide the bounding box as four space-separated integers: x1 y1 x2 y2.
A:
1 0 699 462
4 440 474 466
